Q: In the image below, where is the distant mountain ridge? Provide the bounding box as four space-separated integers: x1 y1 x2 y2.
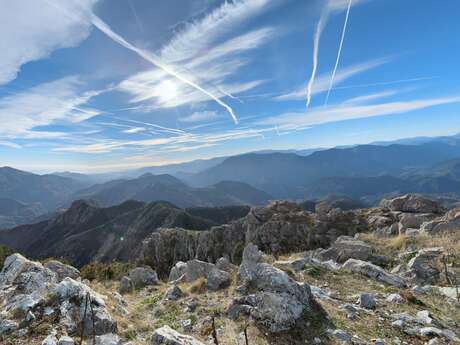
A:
0 200 251 266
71 173 272 208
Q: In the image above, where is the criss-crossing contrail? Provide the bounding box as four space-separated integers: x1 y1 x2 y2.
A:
90 15 239 124
324 0 353 106
306 11 328 108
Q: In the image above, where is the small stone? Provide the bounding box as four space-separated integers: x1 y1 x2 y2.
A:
0 319 18 335
88 334 123 345
386 293 405 304
417 310 434 325
180 319 193 331
357 293 376 309
58 336 75 345
164 285 183 301
42 330 58 345
374 338 384 345
26 310 36 322
328 329 352 343
313 337 322 344
119 276 133 294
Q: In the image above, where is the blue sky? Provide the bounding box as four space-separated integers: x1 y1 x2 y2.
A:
1 0 460 173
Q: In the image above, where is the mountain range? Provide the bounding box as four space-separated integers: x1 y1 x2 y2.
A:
4 133 460 228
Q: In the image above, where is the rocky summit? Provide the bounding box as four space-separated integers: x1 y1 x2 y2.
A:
0 194 459 345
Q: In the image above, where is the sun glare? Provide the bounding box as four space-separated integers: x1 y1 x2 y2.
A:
158 79 178 102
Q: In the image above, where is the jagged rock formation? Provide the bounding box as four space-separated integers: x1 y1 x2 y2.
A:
141 201 368 276
229 244 313 333
0 254 117 342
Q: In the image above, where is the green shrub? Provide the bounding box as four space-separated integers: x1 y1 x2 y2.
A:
0 245 14 269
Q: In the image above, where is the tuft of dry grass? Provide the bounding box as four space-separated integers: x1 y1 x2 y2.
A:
189 277 207 294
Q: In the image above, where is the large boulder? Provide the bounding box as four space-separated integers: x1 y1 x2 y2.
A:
127 267 159 288
380 195 444 214
406 248 444 285
342 259 406 288
151 325 205 345
55 278 117 336
230 244 313 333
398 213 436 233
421 207 460 234
315 236 373 263
44 260 80 281
0 253 58 313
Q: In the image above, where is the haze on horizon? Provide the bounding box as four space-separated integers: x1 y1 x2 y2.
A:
1 0 460 173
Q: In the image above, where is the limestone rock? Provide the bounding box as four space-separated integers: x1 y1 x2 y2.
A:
127 267 159 288
342 259 406 288
206 268 231 291
119 276 133 294
407 248 444 284
44 260 80 281
164 285 184 301
379 195 444 214
230 243 312 333
357 293 376 309
151 325 205 345
315 236 373 263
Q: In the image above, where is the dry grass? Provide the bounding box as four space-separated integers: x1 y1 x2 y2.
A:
188 277 207 294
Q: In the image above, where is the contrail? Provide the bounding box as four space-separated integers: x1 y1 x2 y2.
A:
41 0 239 124
306 11 327 108
90 15 239 124
127 0 144 34
324 0 353 106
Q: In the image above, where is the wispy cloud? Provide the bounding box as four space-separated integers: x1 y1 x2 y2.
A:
179 111 219 123
90 14 239 124
53 126 274 154
117 0 278 119
260 95 460 128
276 57 391 101
122 127 146 134
0 141 22 149
0 0 98 85
0 76 101 138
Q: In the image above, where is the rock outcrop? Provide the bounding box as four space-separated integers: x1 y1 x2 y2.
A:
151 325 205 345
229 244 313 333
142 201 368 277
342 259 407 288
379 195 445 214
0 253 117 340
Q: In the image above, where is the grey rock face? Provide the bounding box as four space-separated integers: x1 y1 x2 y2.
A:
421 207 460 234
315 236 373 263
42 330 58 345
0 253 58 313
164 285 184 301
342 259 406 288
230 243 312 333
119 276 133 294
379 194 444 214
151 325 205 345
44 260 80 281
141 201 367 277
55 278 117 336
168 261 187 282
127 267 159 288
357 293 376 309
215 257 237 272
398 213 436 233
407 247 444 284
88 334 123 345
58 336 75 345
206 268 231 291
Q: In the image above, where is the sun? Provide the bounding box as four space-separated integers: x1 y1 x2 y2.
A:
158 79 178 102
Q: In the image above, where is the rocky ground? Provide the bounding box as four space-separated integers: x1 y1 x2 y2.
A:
0 194 459 345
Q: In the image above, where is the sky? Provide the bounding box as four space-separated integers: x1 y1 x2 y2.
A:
1 0 460 173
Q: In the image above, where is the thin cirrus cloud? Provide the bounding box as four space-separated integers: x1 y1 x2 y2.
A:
179 111 220 123
259 95 460 129
0 0 98 85
275 57 391 101
117 0 278 117
0 76 101 139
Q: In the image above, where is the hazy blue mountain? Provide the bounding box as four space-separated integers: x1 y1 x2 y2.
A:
71 173 271 208
0 167 87 211
189 140 460 198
